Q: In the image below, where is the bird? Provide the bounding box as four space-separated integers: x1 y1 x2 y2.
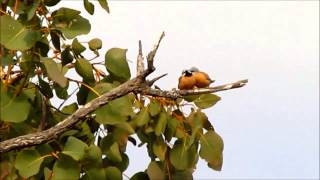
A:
189 67 215 88
178 67 214 90
178 69 197 90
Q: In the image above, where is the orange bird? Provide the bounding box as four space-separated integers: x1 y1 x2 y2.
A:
190 67 215 88
178 69 196 90
178 67 214 90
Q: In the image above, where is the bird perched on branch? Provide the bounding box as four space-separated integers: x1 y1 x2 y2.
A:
178 67 214 90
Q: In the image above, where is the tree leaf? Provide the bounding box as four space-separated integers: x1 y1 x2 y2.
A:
105 48 131 82
44 0 60 6
38 77 53 98
199 130 224 171
62 136 88 161
82 168 105 180
172 170 193 180
15 149 43 178
131 172 150 180
83 0 95 15
100 135 122 163
147 161 165 180
75 58 95 83
98 0 110 13
95 95 133 125
50 30 61 51
61 46 74 65
105 166 122 180
148 100 161 117
194 94 221 109
72 38 86 55
52 154 80 180
42 58 68 87
83 145 102 166
133 107 150 127
52 8 91 39
88 38 102 51
152 137 167 161
0 88 31 123
155 111 167 136
169 141 198 170
0 15 41 50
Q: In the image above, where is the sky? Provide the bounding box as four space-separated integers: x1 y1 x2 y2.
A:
54 1 319 179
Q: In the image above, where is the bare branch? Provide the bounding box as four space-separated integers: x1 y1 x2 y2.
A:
141 79 248 99
136 40 144 76
146 31 165 73
147 73 168 86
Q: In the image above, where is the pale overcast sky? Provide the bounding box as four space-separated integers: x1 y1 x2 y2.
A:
54 1 319 179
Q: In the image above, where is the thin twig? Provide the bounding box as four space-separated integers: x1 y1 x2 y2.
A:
146 32 165 73
147 73 168 86
136 40 144 76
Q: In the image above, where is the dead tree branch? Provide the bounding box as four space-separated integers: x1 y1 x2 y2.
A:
0 32 247 153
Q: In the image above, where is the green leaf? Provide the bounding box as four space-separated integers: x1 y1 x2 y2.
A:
100 136 122 163
148 100 161 117
199 130 224 171
147 161 165 180
52 8 91 39
62 136 88 161
83 145 102 168
87 82 113 101
72 38 86 55
44 0 60 6
54 82 69 99
61 103 78 114
152 137 167 161
105 48 131 82
194 94 221 109
83 0 95 15
169 141 198 170
155 111 167 136
61 46 74 65
133 107 150 127
15 149 43 178
172 170 193 180
88 38 102 51
105 166 122 180
50 30 61 51
52 154 80 180
27 0 40 20
82 168 105 180
0 15 41 50
131 172 150 180
98 0 110 13
75 58 95 83
164 117 179 142
38 77 53 98
42 58 68 87
95 95 133 125
0 89 31 123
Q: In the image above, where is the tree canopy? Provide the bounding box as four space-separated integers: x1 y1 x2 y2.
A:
0 1 247 179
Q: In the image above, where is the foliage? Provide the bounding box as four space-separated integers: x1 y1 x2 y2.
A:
0 0 224 179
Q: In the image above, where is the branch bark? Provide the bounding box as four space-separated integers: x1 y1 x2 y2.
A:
0 32 248 153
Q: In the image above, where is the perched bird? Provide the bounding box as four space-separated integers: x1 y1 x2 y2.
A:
178 69 197 90
189 67 215 88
